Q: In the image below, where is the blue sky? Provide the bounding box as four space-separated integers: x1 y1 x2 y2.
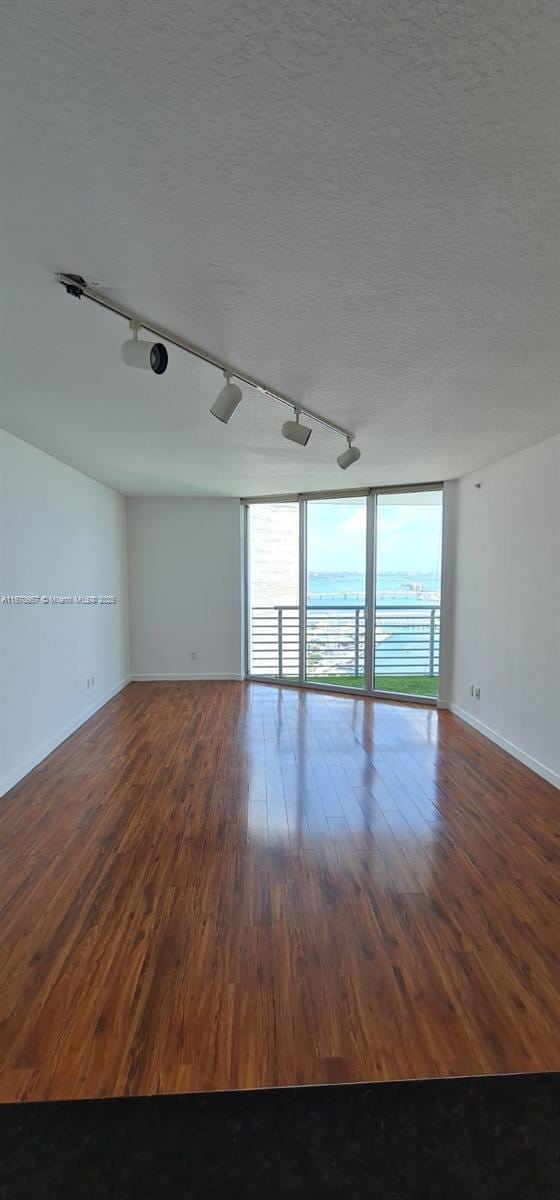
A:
307 498 442 575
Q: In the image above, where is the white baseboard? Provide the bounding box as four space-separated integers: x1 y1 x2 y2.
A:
0 676 132 798
131 673 244 682
449 703 560 790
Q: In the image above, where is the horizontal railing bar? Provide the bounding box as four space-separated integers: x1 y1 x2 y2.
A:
376 640 439 645
253 604 440 611
307 628 366 633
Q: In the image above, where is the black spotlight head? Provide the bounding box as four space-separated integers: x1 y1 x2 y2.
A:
150 343 168 375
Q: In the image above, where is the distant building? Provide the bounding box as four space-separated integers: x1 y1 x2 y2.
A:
249 504 299 606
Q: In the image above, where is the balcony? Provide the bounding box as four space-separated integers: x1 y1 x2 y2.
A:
250 604 440 696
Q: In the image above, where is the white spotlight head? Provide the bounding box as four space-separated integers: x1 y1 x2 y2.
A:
210 374 243 424
281 410 312 447
337 439 361 470
121 322 168 374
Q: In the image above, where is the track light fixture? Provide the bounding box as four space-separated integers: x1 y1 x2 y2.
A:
281 409 312 447
209 372 243 424
59 274 362 464
121 321 168 375
337 438 361 470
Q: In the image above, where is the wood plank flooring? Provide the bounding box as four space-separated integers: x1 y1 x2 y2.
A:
0 681 559 1102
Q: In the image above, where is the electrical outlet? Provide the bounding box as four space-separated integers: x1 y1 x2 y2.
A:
475 687 481 700
190 651 197 661
86 677 90 689
91 675 95 687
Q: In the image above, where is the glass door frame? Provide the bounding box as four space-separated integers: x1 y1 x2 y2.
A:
243 482 443 705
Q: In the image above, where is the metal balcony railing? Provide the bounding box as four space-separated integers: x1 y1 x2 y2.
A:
250 604 440 680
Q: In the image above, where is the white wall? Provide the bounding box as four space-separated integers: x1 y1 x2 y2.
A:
0 431 130 795
127 498 242 680
451 432 560 788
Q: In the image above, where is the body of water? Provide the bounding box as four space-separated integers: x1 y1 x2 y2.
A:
307 572 440 606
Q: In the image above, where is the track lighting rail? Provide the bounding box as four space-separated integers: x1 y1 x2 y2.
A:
57 273 355 443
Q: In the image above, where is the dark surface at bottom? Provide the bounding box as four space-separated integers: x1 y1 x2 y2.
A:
0 1072 558 1199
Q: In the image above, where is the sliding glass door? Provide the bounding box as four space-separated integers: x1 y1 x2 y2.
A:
245 485 443 701
305 497 367 689
374 490 442 698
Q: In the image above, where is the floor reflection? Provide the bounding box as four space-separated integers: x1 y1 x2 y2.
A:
245 684 442 893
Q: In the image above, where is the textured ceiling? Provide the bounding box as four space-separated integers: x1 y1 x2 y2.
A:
1 0 559 496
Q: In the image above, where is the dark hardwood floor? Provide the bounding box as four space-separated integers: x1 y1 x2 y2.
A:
0 681 559 1102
